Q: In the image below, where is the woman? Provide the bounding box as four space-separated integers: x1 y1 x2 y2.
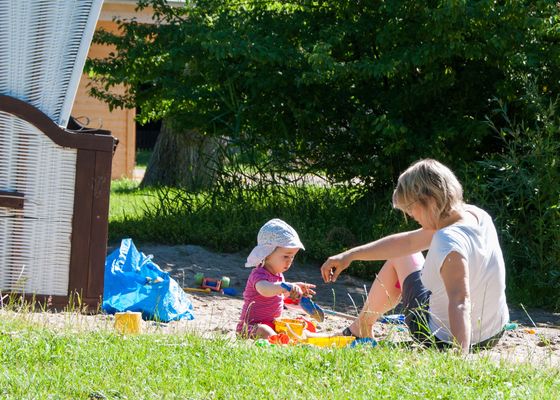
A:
320 159 509 353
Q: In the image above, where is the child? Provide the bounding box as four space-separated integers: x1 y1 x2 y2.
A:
236 218 316 339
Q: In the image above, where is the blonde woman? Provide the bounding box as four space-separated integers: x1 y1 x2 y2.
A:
320 159 509 353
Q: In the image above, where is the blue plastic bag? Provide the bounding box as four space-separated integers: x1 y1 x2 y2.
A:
102 238 195 322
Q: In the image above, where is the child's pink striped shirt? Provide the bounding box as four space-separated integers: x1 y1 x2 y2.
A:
237 266 284 332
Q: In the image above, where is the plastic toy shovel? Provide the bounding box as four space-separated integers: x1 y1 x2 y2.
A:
281 282 325 323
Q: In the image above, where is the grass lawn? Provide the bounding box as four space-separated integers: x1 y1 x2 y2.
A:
109 179 158 221
0 315 558 399
2 181 555 398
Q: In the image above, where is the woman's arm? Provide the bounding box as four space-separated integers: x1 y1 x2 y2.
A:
440 251 471 354
321 228 434 282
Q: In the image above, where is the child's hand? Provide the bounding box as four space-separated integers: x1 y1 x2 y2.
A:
280 282 316 300
287 284 304 300
292 282 316 298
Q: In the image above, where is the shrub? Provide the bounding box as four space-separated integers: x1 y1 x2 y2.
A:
464 95 560 310
90 0 560 190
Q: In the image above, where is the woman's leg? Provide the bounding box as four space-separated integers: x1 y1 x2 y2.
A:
348 253 424 338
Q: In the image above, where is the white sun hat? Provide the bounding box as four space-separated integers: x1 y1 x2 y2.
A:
245 218 305 267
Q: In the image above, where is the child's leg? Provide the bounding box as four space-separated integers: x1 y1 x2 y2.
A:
253 323 277 339
238 321 277 339
348 253 424 338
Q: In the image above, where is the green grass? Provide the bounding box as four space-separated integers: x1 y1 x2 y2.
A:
105 180 402 254
0 315 558 399
135 149 152 169
107 179 409 275
109 179 159 220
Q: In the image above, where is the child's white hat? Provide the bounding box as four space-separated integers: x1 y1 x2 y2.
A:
245 218 305 267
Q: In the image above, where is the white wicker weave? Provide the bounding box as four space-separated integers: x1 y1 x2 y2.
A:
0 111 76 296
0 0 104 127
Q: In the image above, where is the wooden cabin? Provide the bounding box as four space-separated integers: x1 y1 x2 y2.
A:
71 0 184 179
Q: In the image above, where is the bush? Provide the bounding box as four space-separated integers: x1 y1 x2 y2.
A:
464 96 560 310
90 0 560 191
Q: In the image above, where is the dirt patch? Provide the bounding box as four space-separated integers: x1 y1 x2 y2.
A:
5 243 558 367
128 243 559 366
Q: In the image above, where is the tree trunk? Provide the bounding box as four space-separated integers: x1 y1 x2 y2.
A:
140 118 223 190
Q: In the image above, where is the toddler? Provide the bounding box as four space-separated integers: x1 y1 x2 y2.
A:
236 218 315 339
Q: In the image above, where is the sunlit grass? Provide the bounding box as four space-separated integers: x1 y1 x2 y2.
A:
0 314 558 399
107 179 406 268
109 179 159 221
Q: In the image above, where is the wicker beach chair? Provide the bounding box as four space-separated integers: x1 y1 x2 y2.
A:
0 0 104 127
0 0 114 309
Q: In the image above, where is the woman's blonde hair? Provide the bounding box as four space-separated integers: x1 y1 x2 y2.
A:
392 159 463 220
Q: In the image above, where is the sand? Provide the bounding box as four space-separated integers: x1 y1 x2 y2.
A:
4 242 558 367
136 243 560 366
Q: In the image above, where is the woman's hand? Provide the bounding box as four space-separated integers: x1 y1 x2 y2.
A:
320 253 351 283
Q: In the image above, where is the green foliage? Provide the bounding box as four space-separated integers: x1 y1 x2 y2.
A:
98 0 560 310
1 316 559 398
88 0 560 189
464 93 560 310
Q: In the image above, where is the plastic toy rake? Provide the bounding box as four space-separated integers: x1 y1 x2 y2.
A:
281 282 325 322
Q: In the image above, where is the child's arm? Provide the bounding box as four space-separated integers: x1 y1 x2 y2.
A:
255 280 303 299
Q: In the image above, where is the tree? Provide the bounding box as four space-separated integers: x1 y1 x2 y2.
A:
87 0 560 189
141 121 223 188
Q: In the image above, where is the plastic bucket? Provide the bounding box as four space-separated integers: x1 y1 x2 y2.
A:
114 311 142 334
274 318 305 338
